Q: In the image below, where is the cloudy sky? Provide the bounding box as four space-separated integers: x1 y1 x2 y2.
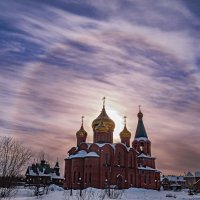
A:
0 0 200 175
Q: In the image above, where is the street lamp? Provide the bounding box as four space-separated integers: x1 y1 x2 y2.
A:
124 179 127 189
105 178 111 197
78 177 82 196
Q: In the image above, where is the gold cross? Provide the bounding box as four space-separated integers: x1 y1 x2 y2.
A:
81 116 84 125
102 97 106 107
124 116 127 125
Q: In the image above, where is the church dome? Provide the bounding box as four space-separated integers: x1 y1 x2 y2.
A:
92 106 115 132
120 125 131 138
76 125 87 137
95 120 109 133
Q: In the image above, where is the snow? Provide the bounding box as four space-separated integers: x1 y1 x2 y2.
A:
95 143 116 150
51 173 64 180
135 137 148 141
138 153 154 159
195 172 200 177
85 152 100 157
12 187 200 200
138 166 160 172
68 150 100 159
163 176 185 182
68 150 87 159
185 172 194 177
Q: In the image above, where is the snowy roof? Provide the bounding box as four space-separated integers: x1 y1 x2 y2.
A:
134 137 148 142
85 152 100 158
95 143 116 150
138 166 160 172
163 176 185 182
195 171 200 177
138 153 154 159
27 168 37 176
51 173 64 180
86 142 132 152
68 150 100 159
68 150 87 159
185 172 194 177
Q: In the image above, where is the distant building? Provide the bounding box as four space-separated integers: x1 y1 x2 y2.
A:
194 179 200 193
64 100 161 190
162 175 186 191
195 172 200 182
25 159 64 186
184 172 195 188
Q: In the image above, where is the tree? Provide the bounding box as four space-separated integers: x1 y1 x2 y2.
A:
0 136 32 198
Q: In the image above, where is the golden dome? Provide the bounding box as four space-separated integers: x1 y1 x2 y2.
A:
92 106 115 132
95 120 109 133
120 125 131 138
76 125 87 137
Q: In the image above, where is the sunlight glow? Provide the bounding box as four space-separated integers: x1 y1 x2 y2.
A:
106 109 124 140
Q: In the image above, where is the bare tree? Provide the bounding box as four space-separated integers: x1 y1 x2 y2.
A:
0 136 32 198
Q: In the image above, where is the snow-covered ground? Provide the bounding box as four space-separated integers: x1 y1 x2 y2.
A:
12 185 200 200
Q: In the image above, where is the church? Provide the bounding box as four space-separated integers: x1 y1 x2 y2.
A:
64 99 161 190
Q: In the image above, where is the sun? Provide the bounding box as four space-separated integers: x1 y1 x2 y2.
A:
106 109 124 140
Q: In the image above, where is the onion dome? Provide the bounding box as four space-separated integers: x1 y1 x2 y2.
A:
92 98 115 132
76 116 87 137
120 125 131 138
120 116 131 138
95 120 109 133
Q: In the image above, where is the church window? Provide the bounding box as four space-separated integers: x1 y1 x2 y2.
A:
140 143 144 151
144 175 146 184
118 152 121 165
129 156 132 168
105 172 108 179
78 172 80 182
130 174 133 185
105 153 110 165
149 175 151 185
85 173 87 183
89 172 92 183
73 171 76 183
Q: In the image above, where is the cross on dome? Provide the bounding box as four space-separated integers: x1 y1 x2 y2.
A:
102 96 106 107
124 116 127 126
81 116 84 126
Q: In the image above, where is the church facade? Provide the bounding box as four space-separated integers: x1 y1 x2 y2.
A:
64 100 161 190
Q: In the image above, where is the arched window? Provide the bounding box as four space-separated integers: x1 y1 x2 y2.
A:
105 153 110 165
85 173 87 183
89 172 91 183
140 143 144 152
118 152 121 165
149 174 151 185
130 174 133 185
73 171 76 183
78 172 80 182
144 174 146 184
129 156 132 168
105 172 108 179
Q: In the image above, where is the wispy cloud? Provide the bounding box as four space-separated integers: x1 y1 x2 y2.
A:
0 0 200 174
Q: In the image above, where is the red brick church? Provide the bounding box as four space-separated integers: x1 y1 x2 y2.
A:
64 99 161 190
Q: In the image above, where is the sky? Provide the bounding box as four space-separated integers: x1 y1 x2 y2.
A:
0 0 200 175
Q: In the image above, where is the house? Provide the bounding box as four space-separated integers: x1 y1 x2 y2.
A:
162 175 185 191
25 159 64 186
184 172 195 188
